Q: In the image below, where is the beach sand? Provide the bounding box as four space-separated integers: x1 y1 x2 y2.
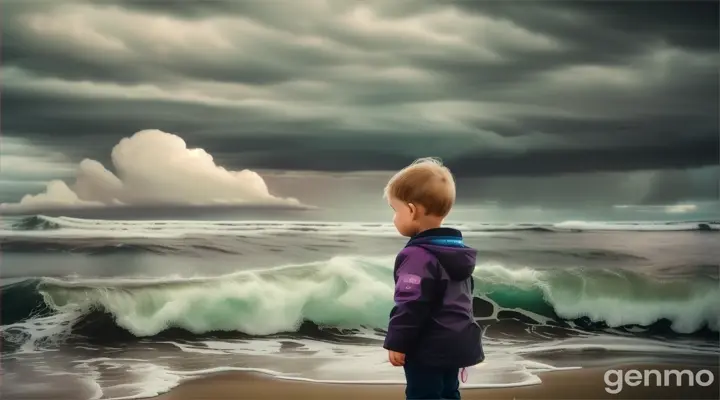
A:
156 363 719 400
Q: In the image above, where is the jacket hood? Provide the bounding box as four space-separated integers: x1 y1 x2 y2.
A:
406 228 477 281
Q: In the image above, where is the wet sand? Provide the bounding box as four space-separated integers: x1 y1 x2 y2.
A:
156 363 719 400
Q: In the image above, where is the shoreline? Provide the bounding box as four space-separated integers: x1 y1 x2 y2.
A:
155 363 719 400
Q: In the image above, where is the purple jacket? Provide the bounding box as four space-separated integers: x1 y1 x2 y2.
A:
383 227 484 368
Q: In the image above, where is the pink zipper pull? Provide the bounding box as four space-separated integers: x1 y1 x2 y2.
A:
460 367 468 383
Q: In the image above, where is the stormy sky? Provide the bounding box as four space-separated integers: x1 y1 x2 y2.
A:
1 0 718 219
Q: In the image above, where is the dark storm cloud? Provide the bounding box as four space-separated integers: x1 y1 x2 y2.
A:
561 1 719 51
207 139 716 178
459 1 718 50
1 0 717 177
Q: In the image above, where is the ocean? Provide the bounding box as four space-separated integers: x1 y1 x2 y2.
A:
1 215 718 400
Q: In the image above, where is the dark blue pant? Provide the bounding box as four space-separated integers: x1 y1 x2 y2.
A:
403 362 461 399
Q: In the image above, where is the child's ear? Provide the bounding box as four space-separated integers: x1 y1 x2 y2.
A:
408 202 417 218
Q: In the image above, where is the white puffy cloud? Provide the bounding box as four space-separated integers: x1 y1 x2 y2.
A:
0 130 304 213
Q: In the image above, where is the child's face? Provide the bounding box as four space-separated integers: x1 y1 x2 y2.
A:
389 196 419 237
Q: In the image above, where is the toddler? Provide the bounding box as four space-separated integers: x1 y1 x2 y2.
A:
383 157 484 400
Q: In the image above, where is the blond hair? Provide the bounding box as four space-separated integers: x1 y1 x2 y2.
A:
383 157 456 217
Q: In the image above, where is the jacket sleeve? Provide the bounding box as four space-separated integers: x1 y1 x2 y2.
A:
383 250 437 354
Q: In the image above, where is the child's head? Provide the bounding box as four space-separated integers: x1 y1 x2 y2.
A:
384 157 456 237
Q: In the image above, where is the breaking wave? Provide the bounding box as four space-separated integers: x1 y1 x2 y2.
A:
2 256 718 354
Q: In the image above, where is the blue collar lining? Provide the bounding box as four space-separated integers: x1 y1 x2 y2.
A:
406 235 466 248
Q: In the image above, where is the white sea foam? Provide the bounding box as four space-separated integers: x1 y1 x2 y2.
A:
26 333 715 400
71 344 554 400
